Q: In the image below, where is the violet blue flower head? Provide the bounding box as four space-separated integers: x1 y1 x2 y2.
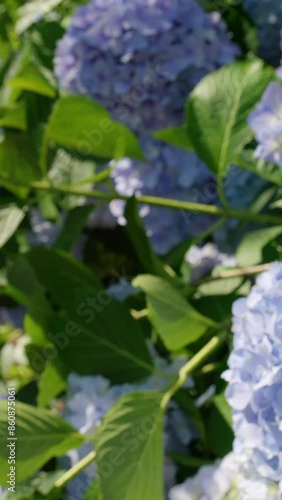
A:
243 0 282 65
62 353 195 499
54 0 239 133
185 243 236 282
110 136 216 255
223 262 282 486
168 452 281 499
248 82 282 168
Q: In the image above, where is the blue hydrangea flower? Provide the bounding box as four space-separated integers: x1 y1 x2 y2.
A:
223 263 282 486
243 0 282 65
168 452 281 499
185 243 236 282
110 136 216 255
62 353 195 499
248 82 282 168
55 0 239 133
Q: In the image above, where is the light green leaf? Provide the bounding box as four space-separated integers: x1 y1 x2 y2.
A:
237 226 282 266
8 61 56 98
186 60 274 176
45 96 143 161
95 392 164 500
0 101 26 131
16 0 64 34
38 359 67 407
0 401 84 484
153 125 193 150
236 151 282 187
133 275 210 351
0 205 25 249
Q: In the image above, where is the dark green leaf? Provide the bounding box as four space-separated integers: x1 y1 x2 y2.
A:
124 197 171 279
54 205 94 252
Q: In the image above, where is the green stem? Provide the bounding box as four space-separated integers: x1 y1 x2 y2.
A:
161 333 226 409
0 174 281 226
194 262 272 286
28 181 282 226
55 450 96 490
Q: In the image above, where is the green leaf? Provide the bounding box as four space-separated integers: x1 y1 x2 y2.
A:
50 289 154 382
95 392 164 500
186 60 274 176
0 101 26 130
1 471 65 500
38 359 67 407
236 151 282 187
54 205 94 252
0 132 41 198
237 226 282 266
48 149 95 210
0 205 25 249
153 125 193 150
207 393 233 457
26 246 100 308
82 480 103 500
133 275 210 351
16 0 64 34
7 255 52 345
0 401 84 483
124 197 171 279
8 62 56 98
26 248 153 382
45 96 143 161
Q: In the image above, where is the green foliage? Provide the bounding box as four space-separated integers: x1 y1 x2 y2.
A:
0 401 84 483
186 60 274 176
0 4 282 498
95 392 164 500
44 95 144 163
134 275 211 351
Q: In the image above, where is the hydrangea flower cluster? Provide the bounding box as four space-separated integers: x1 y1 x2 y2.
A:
55 0 239 133
168 452 281 500
63 354 195 499
248 82 282 168
243 0 282 65
223 262 282 486
185 243 236 282
110 136 215 255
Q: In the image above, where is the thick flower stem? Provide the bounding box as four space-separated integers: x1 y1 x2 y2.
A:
0 173 281 225
161 333 226 410
24 180 282 226
54 450 96 490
